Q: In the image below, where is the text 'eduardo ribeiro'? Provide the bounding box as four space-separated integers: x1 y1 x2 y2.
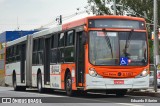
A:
131 99 158 103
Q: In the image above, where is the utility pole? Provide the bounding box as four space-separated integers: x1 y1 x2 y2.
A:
113 0 116 15
153 0 158 92
59 15 62 25
56 15 62 25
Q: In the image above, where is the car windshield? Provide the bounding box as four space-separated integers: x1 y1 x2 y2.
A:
89 31 148 66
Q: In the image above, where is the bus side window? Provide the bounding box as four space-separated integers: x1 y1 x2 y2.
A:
6 48 9 64
58 33 64 47
32 39 38 65
16 45 20 61
64 30 75 62
37 38 44 65
10 46 14 63
7 47 11 63
65 30 74 46
50 34 58 64
58 33 65 63
13 45 16 62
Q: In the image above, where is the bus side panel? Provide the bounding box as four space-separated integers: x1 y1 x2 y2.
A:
31 65 44 87
60 63 76 90
50 64 61 89
5 65 12 86
5 62 21 86
26 35 33 87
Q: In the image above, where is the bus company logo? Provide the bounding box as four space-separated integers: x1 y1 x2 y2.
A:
2 98 11 103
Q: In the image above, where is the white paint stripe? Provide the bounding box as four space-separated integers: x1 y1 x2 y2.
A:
4 90 66 97
116 103 143 106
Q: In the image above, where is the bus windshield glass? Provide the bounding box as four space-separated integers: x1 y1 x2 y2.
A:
89 31 147 66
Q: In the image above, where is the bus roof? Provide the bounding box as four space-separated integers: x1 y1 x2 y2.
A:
32 25 62 38
6 15 145 47
6 35 27 47
6 25 62 47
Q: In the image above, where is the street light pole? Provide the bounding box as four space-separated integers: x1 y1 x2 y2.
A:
113 0 116 15
153 0 158 92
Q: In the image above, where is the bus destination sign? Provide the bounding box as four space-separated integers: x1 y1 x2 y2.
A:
88 19 145 30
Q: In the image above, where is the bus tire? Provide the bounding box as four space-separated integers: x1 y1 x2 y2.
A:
116 90 127 97
13 74 25 91
13 74 18 91
65 72 75 96
37 73 44 93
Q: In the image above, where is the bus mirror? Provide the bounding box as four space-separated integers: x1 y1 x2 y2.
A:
82 32 87 45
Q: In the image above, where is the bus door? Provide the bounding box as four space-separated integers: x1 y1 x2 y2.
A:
76 31 85 87
20 43 26 83
44 37 51 85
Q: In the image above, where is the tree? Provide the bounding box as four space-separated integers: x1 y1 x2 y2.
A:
87 0 112 15
87 0 160 24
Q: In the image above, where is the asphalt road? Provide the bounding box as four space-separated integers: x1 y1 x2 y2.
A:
0 87 160 106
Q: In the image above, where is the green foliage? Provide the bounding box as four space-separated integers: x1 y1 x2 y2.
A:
87 0 160 24
149 39 153 63
88 0 111 15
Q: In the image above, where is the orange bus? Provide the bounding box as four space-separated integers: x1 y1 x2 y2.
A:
5 15 149 96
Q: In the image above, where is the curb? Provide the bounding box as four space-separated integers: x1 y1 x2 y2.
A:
127 91 160 97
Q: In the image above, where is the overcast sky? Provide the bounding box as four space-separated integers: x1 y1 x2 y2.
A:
0 0 89 33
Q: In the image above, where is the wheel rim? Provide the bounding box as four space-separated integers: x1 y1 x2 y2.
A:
13 76 16 89
66 76 72 93
38 76 42 91
13 80 16 89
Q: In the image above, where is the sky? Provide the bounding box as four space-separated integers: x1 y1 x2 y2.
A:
0 0 89 33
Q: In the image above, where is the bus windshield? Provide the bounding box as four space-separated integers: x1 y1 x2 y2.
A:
89 31 147 66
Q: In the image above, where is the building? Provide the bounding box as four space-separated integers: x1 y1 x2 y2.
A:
0 30 38 73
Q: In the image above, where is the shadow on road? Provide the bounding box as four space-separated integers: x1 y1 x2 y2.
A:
9 88 128 99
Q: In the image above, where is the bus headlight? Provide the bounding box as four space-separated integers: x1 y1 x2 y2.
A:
89 68 97 77
136 69 149 78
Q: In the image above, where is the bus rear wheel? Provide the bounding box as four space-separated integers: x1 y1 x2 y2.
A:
13 74 26 91
37 73 44 93
65 72 75 96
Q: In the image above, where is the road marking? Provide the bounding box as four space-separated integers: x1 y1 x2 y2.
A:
116 103 143 106
0 90 66 97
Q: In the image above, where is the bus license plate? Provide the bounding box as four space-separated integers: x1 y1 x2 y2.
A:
114 80 124 84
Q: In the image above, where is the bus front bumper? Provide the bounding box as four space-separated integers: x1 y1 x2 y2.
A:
86 74 149 90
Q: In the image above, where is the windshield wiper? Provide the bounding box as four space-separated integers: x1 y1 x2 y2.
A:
124 29 134 56
102 29 113 58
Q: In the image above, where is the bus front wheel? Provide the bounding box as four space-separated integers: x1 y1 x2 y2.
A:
13 74 25 91
13 74 19 91
65 72 75 96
